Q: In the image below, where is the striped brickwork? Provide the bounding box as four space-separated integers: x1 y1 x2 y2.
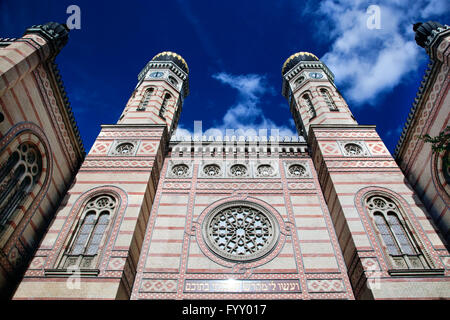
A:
13 125 167 299
0 32 83 297
309 125 450 299
395 31 450 245
289 76 357 133
120 80 180 131
13 53 186 299
130 141 354 300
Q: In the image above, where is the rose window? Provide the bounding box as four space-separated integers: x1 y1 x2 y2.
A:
257 165 274 177
172 164 189 177
95 196 113 208
203 203 278 261
20 143 41 179
203 164 221 176
372 198 386 209
288 164 306 177
344 143 363 156
116 142 134 155
230 164 247 176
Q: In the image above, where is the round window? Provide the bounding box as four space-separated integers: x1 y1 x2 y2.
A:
230 164 247 176
203 164 221 176
344 143 363 156
288 164 306 177
257 164 274 177
172 164 189 177
202 202 279 262
116 142 134 155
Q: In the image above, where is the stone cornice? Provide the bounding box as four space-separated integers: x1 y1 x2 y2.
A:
425 25 450 59
309 124 377 130
101 124 168 129
170 135 307 144
282 61 335 98
24 22 69 60
394 61 438 159
47 61 85 159
137 60 189 98
394 23 449 160
0 38 17 47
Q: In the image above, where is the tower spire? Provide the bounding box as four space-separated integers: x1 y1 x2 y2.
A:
119 51 189 137
281 52 356 137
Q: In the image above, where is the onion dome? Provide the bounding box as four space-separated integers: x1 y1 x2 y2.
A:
151 51 189 74
413 21 444 48
282 51 319 75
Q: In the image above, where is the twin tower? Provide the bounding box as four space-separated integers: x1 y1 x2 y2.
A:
118 50 357 137
11 42 450 300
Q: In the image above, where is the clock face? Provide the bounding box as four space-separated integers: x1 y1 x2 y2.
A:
149 71 164 78
309 72 323 79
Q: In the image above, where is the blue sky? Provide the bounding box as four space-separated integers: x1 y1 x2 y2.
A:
1 0 448 154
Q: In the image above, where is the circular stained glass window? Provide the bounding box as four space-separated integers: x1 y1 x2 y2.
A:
230 164 247 176
257 165 274 177
172 164 189 177
288 164 306 177
202 202 279 262
203 164 221 176
116 142 134 155
19 143 41 179
344 143 363 156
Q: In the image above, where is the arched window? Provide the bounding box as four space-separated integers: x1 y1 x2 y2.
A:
0 142 42 229
303 94 316 118
295 76 305 88
137 88 154 111
160 93 171 118
366 195 429 270
168 75 178 86
320 88 338 111
61 194 116 269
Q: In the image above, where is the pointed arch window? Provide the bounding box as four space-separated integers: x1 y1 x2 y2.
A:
320 88 338 111
366 195 430 270
303 94 316 119
61 195 116 269
160 93 171 119
0 142 42 229
137 88 154 111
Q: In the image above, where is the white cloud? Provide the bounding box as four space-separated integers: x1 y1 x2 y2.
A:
421 0 449 18
307 0 448 105
175 73 297 138
209 72 296 137
172 125 192 138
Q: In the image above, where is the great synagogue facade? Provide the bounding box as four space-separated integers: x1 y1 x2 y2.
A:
0 21 449 299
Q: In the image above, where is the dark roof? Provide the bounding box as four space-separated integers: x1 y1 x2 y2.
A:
151 51 189 74
282 52 319 75
413 21 444 48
